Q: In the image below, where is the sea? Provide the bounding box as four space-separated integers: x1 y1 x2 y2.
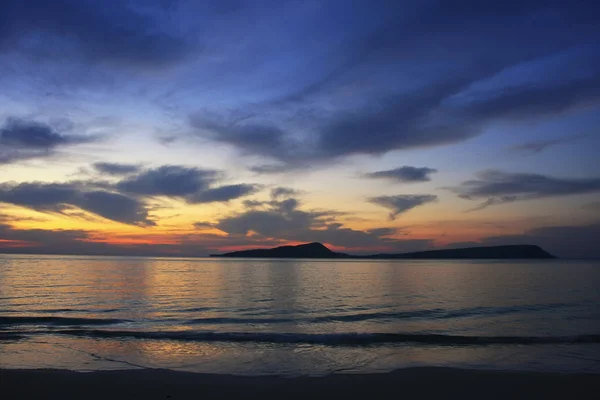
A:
1 255 599 376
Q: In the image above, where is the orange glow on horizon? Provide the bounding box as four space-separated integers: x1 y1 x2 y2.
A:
0 239 33 248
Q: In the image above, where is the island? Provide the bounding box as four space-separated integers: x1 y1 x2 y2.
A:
210 242 555 259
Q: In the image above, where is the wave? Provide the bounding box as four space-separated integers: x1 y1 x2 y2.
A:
5 329 599 346
182 303 574 325
0 316 130 326
0 308 118 314
0 302 574 328
183 311 441 325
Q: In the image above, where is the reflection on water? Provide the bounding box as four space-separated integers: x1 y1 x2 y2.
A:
1 255 599 375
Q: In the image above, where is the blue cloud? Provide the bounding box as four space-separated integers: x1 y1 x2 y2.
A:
116 166 219 197
0 0 192 68
115 165 258 203
93 162 142 176
0 182 153 226
0 117 97 164
368 195 438 220
190 184 260 203
365 166 438 183
448 170 600 210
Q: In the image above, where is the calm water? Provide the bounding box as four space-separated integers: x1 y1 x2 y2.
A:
1 255 599 375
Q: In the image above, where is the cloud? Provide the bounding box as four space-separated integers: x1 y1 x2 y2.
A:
271 187 300 199
272 1 587 104
465 223 600 259
462 73 600 122
189 184 260 203
186 2 600 170
0 117 84 148
510 135 588 154
316 81 481 158
192 68 600 169
115 165 259 204
365 166 438 183
0 182 153 226
448 170 600 210
0 117 97 164
249 164 305 175
0 222 90 248
0 0 192 68
193 221 215 230
312 71 600 162
0 222 217 256
116 166 220 196
93 162 142 176
216 199 313 238
0 213 48 224
215 196 431 252
192 78 485 165
189 114 293 160
77 191 154 226
368 195 438 220
583 201 600 211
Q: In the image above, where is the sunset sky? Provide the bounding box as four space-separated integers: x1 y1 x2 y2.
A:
0 0 599 258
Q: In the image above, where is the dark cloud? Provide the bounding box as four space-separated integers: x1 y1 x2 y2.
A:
467 223 600 259
368 195 438 220
0 117 97 164
193 221 215 229
215 197 431 252
309 70 599 162
0 222 89 248
189 184 260 203
93 162 142 176
271 187 300 199
189 114 291 160
316 80 481 158
448 170 600 210
192 77 485 165
0 222 217 257
115 165 258 204
249 164 303 175
510 135 588 154
0 182 80 213
187 1 600 169
463 74 600 122
0 213 48 224
158 136 179 146
273 0 594 104
0 182 153 226
583 201 600 211
0 220 401 257
0 117 82 148
0 0 192 68
78 191 154 226
116 166 219 197
365 166 437 183
242 199 267 209
193 69 600 167
217 200 313 238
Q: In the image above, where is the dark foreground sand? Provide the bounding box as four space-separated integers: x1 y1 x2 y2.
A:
1 367 599 400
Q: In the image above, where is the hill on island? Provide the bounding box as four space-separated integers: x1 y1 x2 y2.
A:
211 242 348 259
210 243 555 259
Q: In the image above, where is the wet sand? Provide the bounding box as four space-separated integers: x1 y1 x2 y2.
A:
2 367 599 399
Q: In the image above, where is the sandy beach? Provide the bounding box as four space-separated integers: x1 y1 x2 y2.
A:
2 367 599 400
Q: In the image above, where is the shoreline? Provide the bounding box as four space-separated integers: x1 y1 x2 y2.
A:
2 367 599 399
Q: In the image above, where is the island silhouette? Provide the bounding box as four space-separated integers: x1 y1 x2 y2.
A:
210 242 555 259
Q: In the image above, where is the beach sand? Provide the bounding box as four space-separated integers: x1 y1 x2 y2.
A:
1 367 599 399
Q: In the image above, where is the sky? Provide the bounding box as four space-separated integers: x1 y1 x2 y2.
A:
0 0 599 258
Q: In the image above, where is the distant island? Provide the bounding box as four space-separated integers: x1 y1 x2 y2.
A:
210 242 555 259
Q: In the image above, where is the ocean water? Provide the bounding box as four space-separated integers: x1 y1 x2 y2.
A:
1 255 599 376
